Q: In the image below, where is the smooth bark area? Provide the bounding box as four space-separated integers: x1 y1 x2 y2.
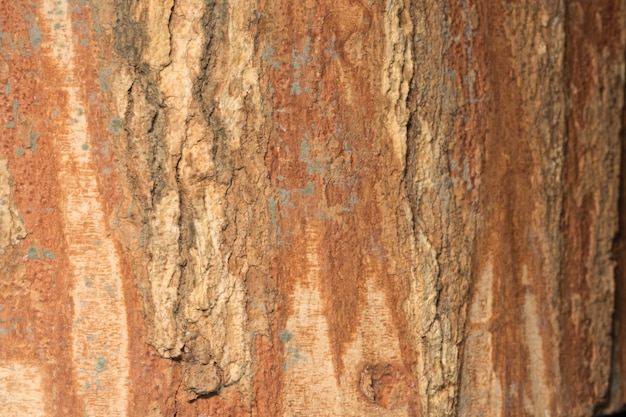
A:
0 0 625 416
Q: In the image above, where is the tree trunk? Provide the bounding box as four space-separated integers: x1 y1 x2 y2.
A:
0 0 625 416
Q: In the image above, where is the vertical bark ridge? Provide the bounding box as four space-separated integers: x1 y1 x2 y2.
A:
111 0 272 402
562 2 626 415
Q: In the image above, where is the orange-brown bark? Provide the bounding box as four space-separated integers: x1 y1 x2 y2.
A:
0 0 625 416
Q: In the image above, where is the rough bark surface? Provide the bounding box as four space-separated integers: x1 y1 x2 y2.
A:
0 0 625 416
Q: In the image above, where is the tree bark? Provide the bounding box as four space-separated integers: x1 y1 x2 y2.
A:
0 0 625 416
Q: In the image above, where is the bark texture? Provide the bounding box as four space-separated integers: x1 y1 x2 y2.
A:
0 0 625 416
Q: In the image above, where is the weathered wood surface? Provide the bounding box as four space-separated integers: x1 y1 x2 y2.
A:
0 0 625 416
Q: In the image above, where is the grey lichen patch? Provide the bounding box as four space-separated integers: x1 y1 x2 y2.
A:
6 98 18 129
262 45 280 70
283 345 304 371
279 329 293 343
95 356 107 372
298 141 323 174
268 196 278 229
103 283 117 299
108 116 123 136
302 182 314 196
26 246 39 260
290 81 302 96
29 24 42 49
98 66 111 92
30 132 39 152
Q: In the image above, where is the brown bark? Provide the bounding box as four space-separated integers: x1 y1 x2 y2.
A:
0 0 625 416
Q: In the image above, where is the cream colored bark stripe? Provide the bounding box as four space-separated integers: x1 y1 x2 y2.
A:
42 0 129 415
282 222 342 416
0 364 46 417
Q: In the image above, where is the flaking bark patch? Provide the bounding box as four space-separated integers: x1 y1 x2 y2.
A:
0 159 27 295
111 0 270 401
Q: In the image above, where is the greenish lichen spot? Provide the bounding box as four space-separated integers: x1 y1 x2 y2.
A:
29 24 42 49
299 141 322 174
98 66 111 92
262 45 274 60
278 188 295 209
6 98 18 127
302 182 314 196
15 148 24 156
108 116 122 136
27 246 39 260
290 81 302 96
292 37 312 71
30 132 40 152
104 284 116 299
81 143 89 151
262 45 280 70
302 37 311 60
279 329 293 343
95 356 107 373
43 249 56 259
4 80 10 95
317 212 333 220
268 196 277 229
284 345 304 371
299 141 310 163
